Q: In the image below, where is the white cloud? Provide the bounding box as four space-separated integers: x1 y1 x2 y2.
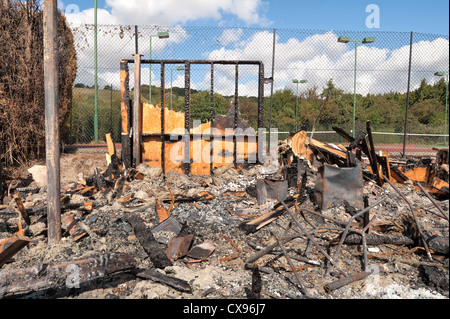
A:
64 0 270 26
66 8 119 25
205 31 449 96
217 28 243 46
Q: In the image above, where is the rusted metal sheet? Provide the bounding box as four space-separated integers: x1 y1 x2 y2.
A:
256 179 288 205
186 241 215 261
314 164 364 210
151 216 182 245
166 234 194 260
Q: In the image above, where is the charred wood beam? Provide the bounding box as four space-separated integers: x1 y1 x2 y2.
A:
13 194 31 225
120 60 132 169
132 268 192 293
366 121 383 186
133 54 143 167
0 234 31 268
342 233 415 246
324 270 375 293
0 253 135 298
125 214 172 268
251 263 262 299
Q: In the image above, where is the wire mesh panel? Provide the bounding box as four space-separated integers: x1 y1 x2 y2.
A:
66 24 449 157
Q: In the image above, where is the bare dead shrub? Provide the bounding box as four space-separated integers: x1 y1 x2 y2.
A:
0 0 77 167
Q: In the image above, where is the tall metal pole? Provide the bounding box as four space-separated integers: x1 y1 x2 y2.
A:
135 25 139 54
94 0 98 142
352 41 358 139
110 84 113 136
295 82 299 132
445 75 448 145
170 67 173 110
149 35 152 105
268 28 276 156
43 0 61 245
402 32 413 157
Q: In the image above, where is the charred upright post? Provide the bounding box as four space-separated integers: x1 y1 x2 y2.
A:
258 62 265 163
133 54 143 167
210 62 215 175
120 60 132 169
184 62 191 175
161 62 166 174
43 0 61 245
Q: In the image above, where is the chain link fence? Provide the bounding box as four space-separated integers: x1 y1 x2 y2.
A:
64 24 449 157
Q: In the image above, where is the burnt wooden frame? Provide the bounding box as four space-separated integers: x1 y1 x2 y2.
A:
120 59 265 175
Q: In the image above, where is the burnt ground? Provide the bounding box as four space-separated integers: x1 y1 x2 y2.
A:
0 149 448 300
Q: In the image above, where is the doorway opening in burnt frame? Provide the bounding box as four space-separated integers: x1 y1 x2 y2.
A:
120 58 270 175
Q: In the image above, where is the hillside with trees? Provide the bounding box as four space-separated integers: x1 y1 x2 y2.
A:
67 77 448 145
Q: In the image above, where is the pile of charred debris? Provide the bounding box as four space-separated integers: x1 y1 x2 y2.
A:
0 125 448 300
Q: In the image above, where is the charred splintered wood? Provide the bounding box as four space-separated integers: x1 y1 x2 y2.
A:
324 270 374 293
239 195 303 234
424 234 449 255
0 253 135 298
251 263 262 299
0 234 31 268
366 121 383 187
132 268 192 293
12 186 45 194
94 168 108 193
245 234 304 265
13 194 31 225
126 214 172 268
342 233 415 246
343 200 363 223
0 201 104 218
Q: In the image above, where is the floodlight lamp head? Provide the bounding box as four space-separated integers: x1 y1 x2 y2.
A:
435 72 445 76
362 37 375 44
338 36 351 43
158 31 169 39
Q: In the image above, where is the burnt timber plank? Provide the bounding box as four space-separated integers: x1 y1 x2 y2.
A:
0 253 135 298
132 268 192 293
0 234 31 268
126 214 172 268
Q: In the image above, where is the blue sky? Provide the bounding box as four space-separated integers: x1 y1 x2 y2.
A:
66 0 448 97
64 0 449 35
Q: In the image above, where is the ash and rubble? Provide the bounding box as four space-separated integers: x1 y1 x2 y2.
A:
0 137 448 300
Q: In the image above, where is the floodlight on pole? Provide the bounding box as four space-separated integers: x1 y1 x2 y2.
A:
337 36 376 138
170 66 184 110
149 31 169 105
435 71 449 144
292 79 308 131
